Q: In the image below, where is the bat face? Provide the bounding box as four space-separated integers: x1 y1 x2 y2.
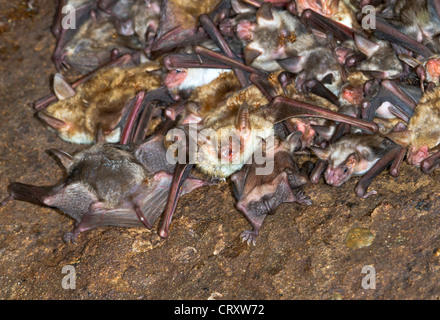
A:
312 134 387 187
238 3 316 72
130 0 161 45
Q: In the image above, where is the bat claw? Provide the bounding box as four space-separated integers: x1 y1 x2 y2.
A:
63 231 79 244
240 230 258 246
294 190 312 205
358 190 377 199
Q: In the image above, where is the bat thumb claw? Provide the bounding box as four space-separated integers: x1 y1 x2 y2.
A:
158 228 169 239
0 195 13 207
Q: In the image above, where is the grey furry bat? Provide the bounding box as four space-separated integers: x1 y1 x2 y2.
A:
351 34 404 80
0 125 212 243
311 133 398 197
54 0 162 73
235 3 318 72
231 132 311 245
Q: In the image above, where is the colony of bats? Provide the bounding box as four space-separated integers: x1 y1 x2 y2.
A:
2 0 440 245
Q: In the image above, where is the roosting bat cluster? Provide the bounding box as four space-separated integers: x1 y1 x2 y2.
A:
3 0 440 245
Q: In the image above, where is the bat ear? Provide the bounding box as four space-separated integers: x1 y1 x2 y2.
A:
256 2 274 25
397 53 422 68
47 148 74 170
277 56 305 74
386 130 412 147
354 34 380 58
285 131 302 151
310 146 331 160
37 111 68 130
244 46 262 65
236 103 251 133
53 73 75 101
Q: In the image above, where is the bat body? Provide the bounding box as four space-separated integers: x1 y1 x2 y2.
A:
53 0 162 72
231 132 311 245
52 0 98 71
150 0 223 55
37 62 165 144
237 3 317 72
388 86 440 167
1 133 211 243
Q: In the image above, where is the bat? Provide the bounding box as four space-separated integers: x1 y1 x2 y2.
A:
236 2 318 72
386 85 440 167
150 0 227 57
36 62 172 144
351 34 404 80
231 131 311 245
52 0 98 71
0 123 212 243
363 79 422 122
310 133 399 197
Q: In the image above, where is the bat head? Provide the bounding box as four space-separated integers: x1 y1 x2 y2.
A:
324 153 358 187
296 0 338 16
407 145 430 167
311 145 359 187
37 73 121 144
163 68 188 89
425 57 440 84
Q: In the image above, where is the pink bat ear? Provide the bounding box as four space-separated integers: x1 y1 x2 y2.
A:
277 56 306 73
310 146 331 160
354 34 380 58
244 46 262 65
53 73 75 101
285 131 302 150
37 111 69 131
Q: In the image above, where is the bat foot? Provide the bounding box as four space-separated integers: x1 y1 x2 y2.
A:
294 189 312 206
0 195 13 207
53 51 70 72
356 189 377 199
63 231 80 244
240 230 258 246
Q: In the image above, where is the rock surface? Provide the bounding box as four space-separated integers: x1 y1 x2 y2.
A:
1 0 440 300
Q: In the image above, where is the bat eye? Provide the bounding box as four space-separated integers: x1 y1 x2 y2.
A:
343 167 348 174
175 69 182 74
